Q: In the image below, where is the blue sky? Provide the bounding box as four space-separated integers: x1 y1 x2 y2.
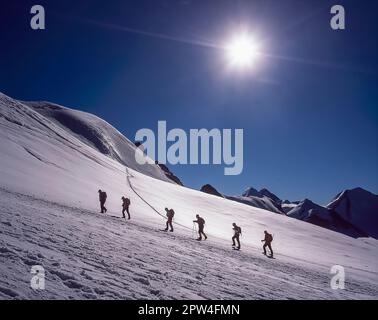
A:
0 0 377 204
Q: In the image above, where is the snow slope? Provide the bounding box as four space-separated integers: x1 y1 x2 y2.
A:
22 99 172 183
0 92 377 299
1 188 377 300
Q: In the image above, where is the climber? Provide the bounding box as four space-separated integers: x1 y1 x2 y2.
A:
98 189 107 213
121 196 131 219
261 230 274 257
164 208 175 232
193 214 207 241
232 223 242 250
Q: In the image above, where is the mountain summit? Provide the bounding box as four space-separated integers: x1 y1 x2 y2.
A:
327 187 378 239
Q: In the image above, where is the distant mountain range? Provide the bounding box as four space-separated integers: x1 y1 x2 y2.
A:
200 184 378 239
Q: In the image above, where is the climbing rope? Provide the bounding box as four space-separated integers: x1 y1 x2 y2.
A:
124 166 192 231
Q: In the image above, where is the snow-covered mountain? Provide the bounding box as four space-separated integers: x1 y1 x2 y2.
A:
155 162 184 186
287 199 329 220
259 188 282 204
200 184 223 197
281 200 298 213
227 187 283 214
199 185 284 213
22 100 173 183
0 92 377 299
286 199 366 238
227 195 283 214
327 188 378 239
242 186 262 198
284 188 378 240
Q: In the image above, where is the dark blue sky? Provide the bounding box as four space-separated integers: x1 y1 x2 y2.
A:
1 0 377 204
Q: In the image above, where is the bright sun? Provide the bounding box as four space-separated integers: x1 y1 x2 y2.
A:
226 33 260 69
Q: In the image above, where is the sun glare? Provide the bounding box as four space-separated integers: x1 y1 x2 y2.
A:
226 33 260 69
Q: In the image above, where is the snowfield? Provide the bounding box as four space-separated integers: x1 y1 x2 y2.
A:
1 187 377 300
0 92 377 299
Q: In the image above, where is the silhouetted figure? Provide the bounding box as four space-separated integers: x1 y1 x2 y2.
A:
121 196 131 219
164 208 175 232
98 190 107 213
261 230 273 257
232 223 242 249
193 214 207 241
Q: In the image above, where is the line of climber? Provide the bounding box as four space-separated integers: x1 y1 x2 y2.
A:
97 189 274 258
